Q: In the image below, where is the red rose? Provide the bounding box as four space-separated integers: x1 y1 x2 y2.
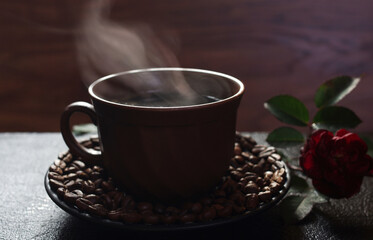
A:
300 129 373 198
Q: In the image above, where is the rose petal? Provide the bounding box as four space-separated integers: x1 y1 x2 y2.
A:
335 129 350 137
313 176 363 199
300 151 323 179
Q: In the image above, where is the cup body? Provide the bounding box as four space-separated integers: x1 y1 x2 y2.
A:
87 68 244 202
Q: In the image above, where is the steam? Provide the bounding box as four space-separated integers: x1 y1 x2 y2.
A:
76 0 202 106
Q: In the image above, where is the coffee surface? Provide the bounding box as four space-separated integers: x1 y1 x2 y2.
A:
116 94 221 107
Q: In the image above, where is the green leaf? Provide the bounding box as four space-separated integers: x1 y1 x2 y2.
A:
266 127 304 147
264 95 309 126
72 123 98 136
294 190 328 221
288 174 310 194
315 76 360 108
313 106 362 131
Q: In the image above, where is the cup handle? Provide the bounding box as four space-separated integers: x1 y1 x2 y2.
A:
60 101 102 165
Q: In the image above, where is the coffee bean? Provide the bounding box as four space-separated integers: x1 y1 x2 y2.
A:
154 203 166 214
258 191 272 202
245 193 259 209
76 198 93 211
76 170 89 179
234 155 245 164
82 180 95 194
190 202 203 214
269 182 281 194
88 204 108 217
108 209 123 221
49 179 64 190
234 143 242 155
85 194 102 204
271 153 281 161
229 191 245 206
252 145 266 154
64 191 82 204
64 166 78 174
65 180 81 191
244 172 258 181
143 214 160 224
200 207 216 221
230 170 244 181
58 152 67 160
111 192 123 209
122 212 142 223
102 181 115 192
95 188 104 195
275 161 284 169
49 165 63 175
101 194 113 210
56 187 67 198
241 151 251 159
137 202 153 213
54 159 66 169
121 196 136 210
256 177 264 188
217 204 233 217
71 160 85 169
233 205 246 214
84 167 93 175
267 156 276 164
165 206 180 215
92 165 104 173
244 181 259 194
64 153 73 163
180 214 196 223
66 173 78 181
162 215 178 224
48 172 65 182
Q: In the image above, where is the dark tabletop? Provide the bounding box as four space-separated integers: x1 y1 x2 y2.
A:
1 133 373 240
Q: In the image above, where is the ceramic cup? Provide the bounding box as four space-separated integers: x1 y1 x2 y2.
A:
60 68 244 202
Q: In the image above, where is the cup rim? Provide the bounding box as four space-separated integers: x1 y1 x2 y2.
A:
88 67 244 110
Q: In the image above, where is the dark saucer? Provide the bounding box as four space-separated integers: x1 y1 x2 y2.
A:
44 164 290 232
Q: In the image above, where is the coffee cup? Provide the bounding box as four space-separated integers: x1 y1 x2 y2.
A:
60 68 244 202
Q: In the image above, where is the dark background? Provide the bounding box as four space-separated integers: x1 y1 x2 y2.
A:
1 0 372 133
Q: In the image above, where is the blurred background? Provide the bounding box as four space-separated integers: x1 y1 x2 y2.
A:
1 0 372 133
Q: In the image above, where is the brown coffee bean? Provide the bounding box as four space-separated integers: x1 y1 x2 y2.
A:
137 202 153 213
48 172 65 182
269 182 281 194
121 195 136 210
49 165 63 175
252 145 266 154
95 188 104 195
64 153 73 163
217 205 233 217
275 161 284 169
49 179 65 190
200 207 216 221
262 186 271 192
111 192 123 209
258 191 272 202
108 209 123 221
165 206 180 215
263 171 273 181
76 170 88 179
76 198 93 211
66 173 78 181
234 155 245 164
101 181 115 192
82 180 95 194
233 205 246 214
84 167 93 175
58 152 67 160
244 181 259 194
245 193 259 209
64 191 82 204
234 143 242 155
71 160 85 169
65 180 81 191
272 169 285 184
271 153 281 161
85 194 101 204
162 215 178 224
259 147 275 158
93 178 103 188
256 177 264 188
229 191 245 206
88 204 108 217
230 170 244 181
154 203 166 214
244 172 258 181
122 212 142 223
252 164 263 175
92 165 104 173
54 159 66 169
143 214 160 224
190 202 203 214
101 194 113 210
267 156 276 164
180 214 196 223
64 166 78 174
56 187 67 198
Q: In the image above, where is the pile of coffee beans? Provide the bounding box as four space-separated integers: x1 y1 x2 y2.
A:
48 132 287 225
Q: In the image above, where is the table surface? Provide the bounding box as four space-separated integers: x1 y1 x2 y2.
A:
1 133 373 240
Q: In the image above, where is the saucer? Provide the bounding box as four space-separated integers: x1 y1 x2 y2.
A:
45 163 290 232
